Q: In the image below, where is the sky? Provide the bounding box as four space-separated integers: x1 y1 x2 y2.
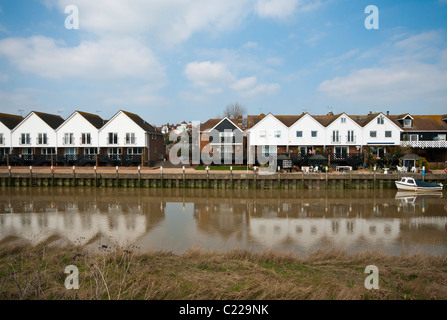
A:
0 0 446 126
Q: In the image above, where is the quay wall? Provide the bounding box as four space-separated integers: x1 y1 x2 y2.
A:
0 170 446 189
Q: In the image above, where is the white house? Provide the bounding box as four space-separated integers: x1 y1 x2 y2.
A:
11 111 64 163
55 111 105 163
288 113 326 155
98 110 165 165
246 113 293 164
360 113 402 158
325 113 364 158
0 113 24 158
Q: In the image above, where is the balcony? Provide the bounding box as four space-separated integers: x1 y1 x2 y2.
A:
331 135 341 144
401 140 447 149
346 135 356 144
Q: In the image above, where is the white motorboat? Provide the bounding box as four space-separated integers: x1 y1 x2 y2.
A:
395 177 443 192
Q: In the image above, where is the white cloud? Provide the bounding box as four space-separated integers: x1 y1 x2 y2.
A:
231 76 258 91
51 0 254 44
318 31 447 105
255 0 321 19
0 36 166 83
231 76 280 97
184 61 235 88
318 63 447 104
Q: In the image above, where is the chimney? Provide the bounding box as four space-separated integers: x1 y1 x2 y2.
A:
386 111 390 116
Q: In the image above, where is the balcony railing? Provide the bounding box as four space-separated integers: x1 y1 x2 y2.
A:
19 138 32 145
346 135 356 144
331 135 341 144
401 140 447 148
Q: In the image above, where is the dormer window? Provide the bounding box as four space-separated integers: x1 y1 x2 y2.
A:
403 119 412 127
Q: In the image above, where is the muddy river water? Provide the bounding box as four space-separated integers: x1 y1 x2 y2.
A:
0 187 446 256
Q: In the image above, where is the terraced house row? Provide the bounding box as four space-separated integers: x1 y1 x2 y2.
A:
199 112 447 168
0 110 165 167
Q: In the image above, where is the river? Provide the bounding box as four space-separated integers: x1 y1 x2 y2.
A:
0 187 446 256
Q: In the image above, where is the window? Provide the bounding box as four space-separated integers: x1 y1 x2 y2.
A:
341 117 346 123
377 117 384 125
84 148 97 155
108 148 122 156
220 131 234 144
347 130 355 143
259 130 266 138
334 146 348 158
20 133 31 145
108 132 118 145
37 133 48 145
81 133 91 145
311 131 317 138
125 133 136 145
262 146 276 156
0 133 4 145
64 133 74 145
65 148 76 155
403 119 412 127
274 130 281 138
41 148 55 155
22 148 33 155
332 130 339 143
385 131 392 138
296 131 303 138
370 131 377 138
127 148 143 155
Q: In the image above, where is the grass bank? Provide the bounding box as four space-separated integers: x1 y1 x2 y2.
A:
1 243 446 300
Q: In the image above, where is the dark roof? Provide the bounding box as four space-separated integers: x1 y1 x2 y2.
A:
201 118 242 131
121 111 161 134
31 112 65 129
349 113 381 127
77 111 105 129
0 113 24 130
387 114 447 131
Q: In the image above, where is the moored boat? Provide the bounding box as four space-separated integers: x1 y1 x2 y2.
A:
395 177 443 191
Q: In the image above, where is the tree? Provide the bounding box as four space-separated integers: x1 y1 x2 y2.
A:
223 102 247 119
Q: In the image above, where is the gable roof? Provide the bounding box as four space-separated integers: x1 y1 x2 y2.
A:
201 117 242 132
0 113 24 130
57 110 105 131
100 110 161 134
13 111 65 132
388 114 447 131
33 112 65 129
77 111 105 129
121 111 161 134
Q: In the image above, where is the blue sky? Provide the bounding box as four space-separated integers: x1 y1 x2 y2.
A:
0 0 446 125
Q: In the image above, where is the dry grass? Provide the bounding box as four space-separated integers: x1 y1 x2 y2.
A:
0 243 446 300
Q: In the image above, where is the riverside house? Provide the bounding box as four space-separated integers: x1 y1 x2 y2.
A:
246 112 404 169
55 111 105 166
1 109 165 167
98 110 165 166
198 117 245 165
10 111 64 166
0 113 24 164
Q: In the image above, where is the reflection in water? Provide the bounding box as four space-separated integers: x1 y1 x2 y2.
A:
0 188 446 256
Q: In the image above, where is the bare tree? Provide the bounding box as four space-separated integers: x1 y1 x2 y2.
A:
223 102 247 119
